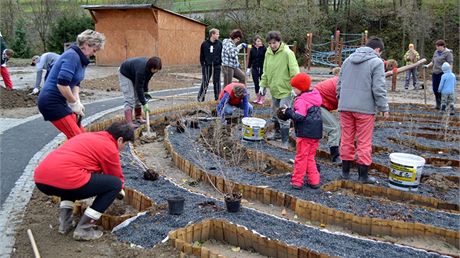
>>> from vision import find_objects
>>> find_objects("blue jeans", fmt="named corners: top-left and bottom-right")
top-left (223, 102), bottom-right (253, 116)
top-left (405, 68), bottom-right (417, 88)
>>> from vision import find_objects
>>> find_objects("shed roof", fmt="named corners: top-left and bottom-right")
top-left (81, 4), bottom-right (206, 26)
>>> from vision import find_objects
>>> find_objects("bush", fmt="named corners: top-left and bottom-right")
top-left (12, 19), bottom-right (32, 58)
top-left (47, 15), bottom-right (94, 53)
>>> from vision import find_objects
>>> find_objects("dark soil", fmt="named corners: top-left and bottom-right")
top-left (104, 199), bottom-right (138, 216)
top-left (0, 87), bottom-right (37, 109)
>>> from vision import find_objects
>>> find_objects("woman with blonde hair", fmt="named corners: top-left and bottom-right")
top-left (38, 29), bottom-right (105, 138)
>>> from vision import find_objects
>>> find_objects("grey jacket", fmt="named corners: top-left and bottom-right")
top-left (431, 48), bottom-right (453, 74)
top-left (337, 47), bottom-right (389, 114)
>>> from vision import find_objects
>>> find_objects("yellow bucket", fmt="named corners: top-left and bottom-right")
top-left (242, 117), bottom-right (266, 141)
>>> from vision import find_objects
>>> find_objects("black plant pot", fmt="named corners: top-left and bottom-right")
top-left (167, 196), bottom-right (185, 215)
top-left (225, 193), bottom-right (242, 213)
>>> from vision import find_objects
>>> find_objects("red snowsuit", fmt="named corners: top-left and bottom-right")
top-left (289, 89), bottom-right (322, 187)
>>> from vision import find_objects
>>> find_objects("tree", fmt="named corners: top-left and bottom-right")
top-left (12, 19), bottom-right (32, 58)
top-left (47, 15), bottom-right (94, 53)
top-left (0, 0), bottom-right (19, 43)
top-left (29, 0), bottom-right (58, 52)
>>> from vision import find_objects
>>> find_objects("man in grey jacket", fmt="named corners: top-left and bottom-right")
top-left (336, 36), bottom-right (389, 184)
top-left (31, 52), bottom-right (60, 95)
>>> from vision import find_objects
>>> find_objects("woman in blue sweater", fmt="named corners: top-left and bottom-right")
top-left (38, 30), bottom-right (105, 139)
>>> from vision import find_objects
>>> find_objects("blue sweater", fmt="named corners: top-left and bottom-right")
top-left (38, 45), bottom-right (89, 121)
top-left (438, 62), bottom-right (457, 95)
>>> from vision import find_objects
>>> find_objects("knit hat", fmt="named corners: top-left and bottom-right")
top-left (290, 73), bottom-right (311, 92)
top-left (233, 84), bottom-right (246, 98)
top-left (408, 43), bottom-right (414, 48)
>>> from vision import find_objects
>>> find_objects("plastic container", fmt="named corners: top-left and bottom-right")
top-left (167, 196), bottom-right (185, 215)
top-left (388, 153), bottom-right (426, 192)
top-left (242, 117), bottom-right (266, 141)
top-left (225, 198), bottom-right (241, 213)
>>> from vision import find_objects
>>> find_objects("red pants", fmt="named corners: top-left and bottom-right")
top-left (291, 137), bottom-right (320, 187)
top-left (1, 66), bottom-right (13, 89)
top-left (339, 111), bottom-right (375, 166)
top-left (51, 114), bottom-right (85, 139)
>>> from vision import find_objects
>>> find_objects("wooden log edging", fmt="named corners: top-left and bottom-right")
top-left (75, 187), bottom-right (154, 230)
top-left (168, 219), bottom-right (327, 258)
top-left (163, 127), bottom-right (460, 248)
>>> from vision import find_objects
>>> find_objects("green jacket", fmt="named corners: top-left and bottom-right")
top-left (260, 42), bottom-right (299, 99)
top-left (403, 49), bottom-right (420, 65)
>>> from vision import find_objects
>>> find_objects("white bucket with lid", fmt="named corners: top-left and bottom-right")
top-left (388, 153), bottom-right (425, 191)
top-left (241, 117), bottom-right (266, 141)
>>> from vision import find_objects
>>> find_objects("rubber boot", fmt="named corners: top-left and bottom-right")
top-left (341, 160), bottom-right (352, 179)
top-left (280, 127), bottom-right (290, 149)
top-left (134, 106), bottom-right (146, 124)
top-left (357, 164), bottom-right (376, 184)
top-left (272, 119), bottom-right (281, 140)
top-left (329, 146), bottom-right (342, 165)
top-left (253, 93), bottom-right (261, 104)
top-left (73, 208), bottom-right (103, 241)
top-left (124, 108), bottom-right (138, 129)
top-left (257, 95), bottom-right (265, 105)
top-left (58, 201), bottom-right (75, 234)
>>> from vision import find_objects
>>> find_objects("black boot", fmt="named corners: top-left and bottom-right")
top-left (329, 146), bottom-right (342, 165)
top-left (341, 160), bottom-right (352, 179)
top-left (358, 164), bottom-right (376, 184)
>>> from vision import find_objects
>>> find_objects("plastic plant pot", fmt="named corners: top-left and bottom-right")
top-left (167, 196), bottom-right (185, 215)
top-left (224, 193), bottom-right (242, 213)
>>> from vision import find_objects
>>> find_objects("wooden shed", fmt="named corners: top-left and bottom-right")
top-left (81, 4), bottom-right (206, 66)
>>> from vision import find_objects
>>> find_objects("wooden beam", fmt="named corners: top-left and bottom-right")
top-left (385, 58), bottom-right (427, 77)
top-left (89, 10), bottom-right (97, 24)
top-left (151, 9), bottom-right (157, 23)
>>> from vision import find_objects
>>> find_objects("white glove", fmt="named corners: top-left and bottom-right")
top-left (259, 87), bottom-right (266, 96)
top-left (246, 68), bottom-right (251, 76)
top-left (68, 100), bottom-right (85, 116)
top-left (236, 43), bottom-right (247, 51)
top-left (423, 65), bottom-right (429, 68)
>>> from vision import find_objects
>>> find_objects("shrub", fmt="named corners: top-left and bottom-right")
top-left (12, 19), bottom-right (32, 58)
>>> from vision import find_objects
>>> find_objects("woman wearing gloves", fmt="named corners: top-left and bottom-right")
top-left (259, 31), bottom-right (300, 148)
top-left (222, 29), bottom-right (247, 86)
top-left (247, 35), bottom-right (266, 104)
top-left (38, 29), bottom-right (105, 139)
top-left (118, 56), bottom-right (162, 129)
top-left (34, 122), bottom-right (134, 240)
top-left (216, 83), bottom-right (252, 123)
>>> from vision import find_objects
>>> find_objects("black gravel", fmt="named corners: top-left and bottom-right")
top-left (167, 125), bottom-right (460, 231)
top-left (115, 149), bottom-right (446, 258)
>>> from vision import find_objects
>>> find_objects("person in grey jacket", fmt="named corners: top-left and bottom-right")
top-left (424, 39), bottom-right (454, 109)
top-left (336, 36), bottom-right (389, 184)
top-left (31, 52), bottom-right (60, 95)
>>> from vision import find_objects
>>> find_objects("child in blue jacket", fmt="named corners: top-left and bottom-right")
top-left (438, 62), bottom-right (457, 115)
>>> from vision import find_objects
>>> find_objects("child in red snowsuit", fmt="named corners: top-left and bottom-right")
top-left (280, 73), bottom-right (323, 189)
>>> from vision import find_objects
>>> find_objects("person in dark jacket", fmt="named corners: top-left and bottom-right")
top-left (279, 73), bottom-right (323, 189)
top-left (1, 31), bottom-right (14, 90)
top-left (38, 29), bottom-right (105, 139)
top-left (118, 56), bottom-right (162, 129)
top-left (198, 28), bottom-right (222, 102)
top-left (246, 35), bottom-right (266, 104)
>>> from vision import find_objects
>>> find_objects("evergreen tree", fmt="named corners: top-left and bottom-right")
top-left (12, 18), bottom-right (32, 58)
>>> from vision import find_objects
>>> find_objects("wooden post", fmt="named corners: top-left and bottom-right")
top-left (364, 30), bottom-right (368, 44)
top-left (330, 34), bottom-right (334, 52)
top-left (391, 67), bottom-right (398, 91)
top-left (304, 33), bottom-right (312, 71)
top-left (335, 30), bottom-right (340, 67)
top-left (423, 67), bottom-right (427, 104)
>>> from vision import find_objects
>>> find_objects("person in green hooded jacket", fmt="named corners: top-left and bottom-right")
top-left (259, 31), bottom-right (300, 148)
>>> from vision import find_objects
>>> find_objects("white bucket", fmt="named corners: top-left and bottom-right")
top-left (388, 153), bottom-right (425, 191)
top-left (241, 117), bottom-right (266, 141)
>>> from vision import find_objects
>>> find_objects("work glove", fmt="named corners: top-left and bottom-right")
top-left (236, 43), bottom-right (247, 51)
top-left (143, 103), bottom-right (150, 113)
top-left (259, 87), bottom-right (266, 96)
top-left (116, 189), bottom-right (125, 200)
top-left (144, 92), bottom-right (152, 100)
top-left (246, 68), bottom-right (251, 76)
top-left (68, 100), bottom-right (85, 116)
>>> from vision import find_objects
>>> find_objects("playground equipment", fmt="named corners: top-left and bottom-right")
top-left (304, 30), bottom-right (368, 70)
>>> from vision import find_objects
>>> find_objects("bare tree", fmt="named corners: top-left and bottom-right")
top-left (0, 0), bottom-right (19, 42)
top-left (29, 0), bottom-right (58, 51)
